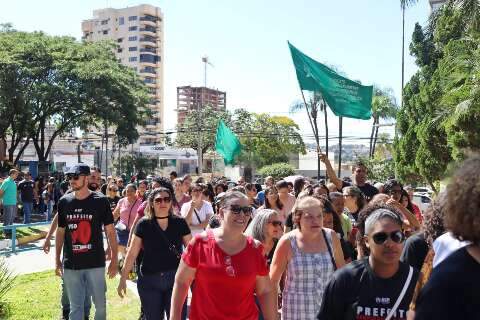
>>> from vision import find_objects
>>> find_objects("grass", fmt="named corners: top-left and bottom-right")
top-left (0, 226), bottom-right (48, 241)
top-left (1, 270), bottom-right (141, 320)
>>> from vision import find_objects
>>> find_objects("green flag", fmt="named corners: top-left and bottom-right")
top-left (215, 120), bottom-right (242, 165)
top-left (288, 41), bottom-right (373, 120)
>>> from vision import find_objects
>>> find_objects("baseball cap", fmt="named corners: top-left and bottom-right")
top-left (66, 164), bottom-right (91, 176)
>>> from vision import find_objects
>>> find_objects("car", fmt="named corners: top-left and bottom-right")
top-left (414, 187), bottom-right (434, 196)
top-left (412, 193), bottom-right (432, 213)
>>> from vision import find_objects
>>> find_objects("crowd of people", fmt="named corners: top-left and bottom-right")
top-left (1, 152), bottom-right (479, 320)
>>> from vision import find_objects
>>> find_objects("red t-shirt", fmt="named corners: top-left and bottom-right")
top-left (182, 230), bottom-right (269, 320)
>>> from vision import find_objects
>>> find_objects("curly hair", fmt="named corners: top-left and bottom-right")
top-left (444, 155), bottom-right (480, 245)
top-left (422, 191), bottom-right (447, 247)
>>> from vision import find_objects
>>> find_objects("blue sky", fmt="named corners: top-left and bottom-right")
top-left (0, 0), bottom-right (431, 146)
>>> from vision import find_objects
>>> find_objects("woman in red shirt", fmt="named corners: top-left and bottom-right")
top-left (170, 191), bottom-right (276, 320)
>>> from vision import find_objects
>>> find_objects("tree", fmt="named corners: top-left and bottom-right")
top-left (176, 108), bottom-right (306, 169)
top-left (369, 87), bottom-right (398, 158)
top-left (290, 92), bottom-right (324, 179)
top-left (0, 30), bottom-right (150, 164)
top-left (257, 163), bottom-right (296, 181)
top-left (175, 105), bottom-right (230, 155)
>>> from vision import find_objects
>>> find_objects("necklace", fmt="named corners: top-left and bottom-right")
top-left (155, 215), bottom-right (170, 220)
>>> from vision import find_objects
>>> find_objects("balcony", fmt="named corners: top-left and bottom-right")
top-left (140, 54), bottom-right (160, 64)
top-left (140, 66), bottom-right (156, 74)
top-left (140, 36), bottom-right (157, 44)
top-left (140, 15), bottom-right (159, 23)
top-left (140, 47), bottom-right (157, 54)
top-left (140, 25), bottom-right (157, 33)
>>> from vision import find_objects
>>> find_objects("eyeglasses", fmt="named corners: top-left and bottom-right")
top-left (227, 205), bottom-right (253, 216)
top-left (108, 188), bottom-right (118, 192)
top-left (154, 196), bottom-right (171, 204)
top-left (268, 220), bottom-right (283, 227)
top-left (224, 255), bottom-right (236, 277)
top-left (371, 230), bottom-right (405, 245)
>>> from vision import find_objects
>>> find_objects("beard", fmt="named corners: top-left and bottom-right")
top-left (88, 183), bottom-right (98, 191)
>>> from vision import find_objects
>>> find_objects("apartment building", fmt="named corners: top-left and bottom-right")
top-left (82, 4), bottom-right (164, 145)
top-left (176, 86), bottom-right (227, 125)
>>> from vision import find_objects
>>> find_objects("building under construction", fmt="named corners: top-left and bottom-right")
top-left (176, 86), bottom-right (226, 125)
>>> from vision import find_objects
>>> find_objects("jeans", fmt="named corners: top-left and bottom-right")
top-left (137, 270), bottom-right (187, 320)
top-left (2, 205), bottom-right (16, 236)
top-left (63, 267), bottom-right (106, 320)
top-left (46, 200), bottom-right (54, 221)
top-left (22, 202), bottom-right (33, 224)
top-left (61, 277), bottom-right (92, 319)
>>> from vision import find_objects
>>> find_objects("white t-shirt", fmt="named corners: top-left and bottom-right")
top-left (433, 232), bottom-right (470, 268)
top-left (181, 200), bottom-right (214, 236)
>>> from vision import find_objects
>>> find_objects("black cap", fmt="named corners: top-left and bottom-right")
top-left (66, 164), bottom-right (91, 175)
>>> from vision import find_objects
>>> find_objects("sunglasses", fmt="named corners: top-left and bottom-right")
top-left (268, 220), bottom-right (283, 227)
top-left (154, 196), bottom-right (171, 204)
top-left (371, 230), bottom-right (405, 245)
top-left (227, 205), bottom-right (253, 216)
top-left (67, 174), bottom-right (84, 181)
top-left (108, 188), bottom-right (118, 192)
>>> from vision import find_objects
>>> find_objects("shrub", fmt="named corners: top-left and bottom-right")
top-left (258, 163), bottom-right (296, 180)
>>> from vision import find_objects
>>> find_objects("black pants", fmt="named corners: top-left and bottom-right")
top-left (137, 270), bottom-right (187, 320)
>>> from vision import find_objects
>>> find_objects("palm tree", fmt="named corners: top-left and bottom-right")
top-left (370, 87), bottom-right (398, 158)
top-left (452, 0), bottom-right (480, 31)
top-left (290, 92), bottom-right (325, 180)
top-left (400, 0), bottom-right (419, 111)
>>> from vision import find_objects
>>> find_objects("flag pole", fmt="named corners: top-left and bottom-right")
top-left (299, 89), bottom-right (322, 181)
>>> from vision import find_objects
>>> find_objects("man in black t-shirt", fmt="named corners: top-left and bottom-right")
top-left (18, 172), bottom-right (35, 224)
top-left (318, 205), bottom-right (419, 320)
top-left (55, 164), bottom-right (118, 320)
top-left (320, 154), bottom-right (378, 201)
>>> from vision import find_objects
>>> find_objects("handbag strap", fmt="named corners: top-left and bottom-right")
top-left (193, 207), bottom-right (202, 224)
top-left (322, 228), bottom-right (337, 271)
top-left (385, 266), bottom-right (413, 320)
top-left (126, 198), bottom-right (138, 229)
top-left (156, 219), bottom-right (182, 259)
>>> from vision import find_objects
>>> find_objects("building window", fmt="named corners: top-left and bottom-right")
top-left (117, 48), bottom-right (123, 53)
top-left (119, 17), bottom-right (124, 25)
top-left (129, 47), bottom-right (138, 51)
top-left (129, 57), bottom-right (137, 62)
top-left (140, 54), bottom-right (160, 63)
top-left (128, 36), bottom-right (137, 41)
top-left (143, 77), bottom-right (156, 84)
top-left (117, 38), bottom-right (123, 43)
top-left (129, 26), bottom-right (137, 31)
top-left (103, 30), bottom-right (108, 35)
top-left (128, 16), bottom-right (137, 21)
top-left (101, 19), bottom-right (108, 25)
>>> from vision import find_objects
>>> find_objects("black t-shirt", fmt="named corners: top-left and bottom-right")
top-left (400, 232), bottom-right (429, 270)
top-left (107, 196), bottom-right (121, 213)
top-left (134, 216), bottom-right (191, 274)
top-left (317, 258), bottom-right (419, 320)
top-left (58, 192), bottom-right (114, 270)
top-left (415, 247), bottom-right (480, 320)
top-left (341, 181), bottom-right (379, 201)
top-left (18, 180), bottom-right (35, 202)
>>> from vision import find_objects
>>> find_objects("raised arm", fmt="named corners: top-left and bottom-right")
top-left (319, 153), bottom-right (343, 191)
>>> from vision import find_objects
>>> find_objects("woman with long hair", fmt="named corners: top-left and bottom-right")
top-left (113, 183), bottom-right (142, 257)
top-left (270, 196), bottom-right (345, 320)
top-left (118, 187), bottom-right (191, 320)
top-left (106, 183), bottom-right (120, 215)
top-left (170, 191), bottom-right (276, 320)
top-left (262, 186), bottom-right (285, 220)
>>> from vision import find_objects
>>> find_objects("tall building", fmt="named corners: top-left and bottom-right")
top-left (176, 86), bottom-right (226, 125)
top-left (429, 0), bottom-right (447, 11)
top-left (82, 4), bottom-right (164, 145)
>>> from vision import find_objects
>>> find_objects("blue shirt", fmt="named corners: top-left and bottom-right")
top-left (0, 177), bottom-right (17, 206)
